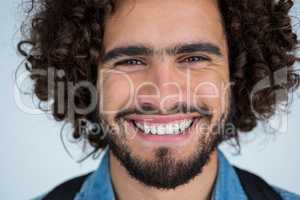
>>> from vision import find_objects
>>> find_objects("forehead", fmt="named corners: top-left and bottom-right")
top-left (103, 0), bottom-right (226, 53)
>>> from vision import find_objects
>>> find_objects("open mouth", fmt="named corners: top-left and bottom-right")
top-left (133, 119), bottom-right (194, 135)
top-left (125, 115), bottom-right (201, 137)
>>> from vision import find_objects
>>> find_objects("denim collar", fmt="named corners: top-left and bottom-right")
top-left (75, 148), bottom-right (247, 200)
top-left (213, 149), bottom-right (247, 200)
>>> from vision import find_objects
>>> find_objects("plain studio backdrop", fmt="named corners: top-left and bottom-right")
top-left (1, 1), bottom-right (300, 199)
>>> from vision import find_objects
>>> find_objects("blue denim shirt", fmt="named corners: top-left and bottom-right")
top-left (34, 148), bottom-right (300, 200)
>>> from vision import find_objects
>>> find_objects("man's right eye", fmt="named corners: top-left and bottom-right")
top-left (114, 59), bottom-right (146, 66)
top-left (111, 58), bottom-right (147, 72)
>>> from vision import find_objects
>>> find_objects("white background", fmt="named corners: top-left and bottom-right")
top-left (1, 1), bottom-right (300, 199)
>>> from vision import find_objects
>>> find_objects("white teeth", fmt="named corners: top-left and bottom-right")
top-left (166, 124), bottom-right (173, 135)
top-left (135, 119), bottom-right (193, 135)
top-left (184, 120), bottom-right (192, 128)
top-left (150, 126), bottom-right (157, 134)
top-left (180, 121), bottom-right (185, 131)
top-left (157, 125), bottom-right (165, 135)
top-left (173, 123), bottom-right (179, 133)
top-left (136, 123), bottom-right (144, 130)
top-left (144, 124), bottom-right (151, 134)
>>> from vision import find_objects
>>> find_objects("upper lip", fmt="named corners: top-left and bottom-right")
top-left (124, 113), bottom-right (201, 123)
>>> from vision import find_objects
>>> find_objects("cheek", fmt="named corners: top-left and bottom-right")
top-left (189, 69), bottom-right (230, 116)
top-left (99, 71), bottom-right (135, 115)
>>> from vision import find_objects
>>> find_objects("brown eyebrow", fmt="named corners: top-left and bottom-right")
top-left (101, 42), bottom-right (223, 63)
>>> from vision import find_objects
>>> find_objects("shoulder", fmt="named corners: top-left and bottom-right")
top-left (274, 187), bottom-right (300, 200)
top-left (31, 172), bottom-right (93, 200)
top-left (31, 194), bottom-right (46, 200)
top-left (233, 166), bottom-right (299, 200)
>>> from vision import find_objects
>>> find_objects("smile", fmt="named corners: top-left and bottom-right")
top-left (133, 119), bottom-right (193, 135)
top-left (125, 114), bottom-right (202, 139)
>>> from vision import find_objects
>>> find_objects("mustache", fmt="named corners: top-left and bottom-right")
top-left (115, 103), bottom-right (213, 121)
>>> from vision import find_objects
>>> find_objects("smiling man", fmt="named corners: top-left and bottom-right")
top-left (18, 0), bottom-right (300, 200)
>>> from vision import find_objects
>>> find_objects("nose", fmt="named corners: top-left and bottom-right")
top-left (136, 62), bottom-right (186, 113)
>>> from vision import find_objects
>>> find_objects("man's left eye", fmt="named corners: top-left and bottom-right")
top-left (180, 56), bottom-right (210, 63)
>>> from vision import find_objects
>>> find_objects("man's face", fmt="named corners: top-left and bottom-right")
top-left (98, 0), bottom-right (230, 189)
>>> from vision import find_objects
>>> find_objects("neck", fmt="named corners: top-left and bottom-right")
top-left (110, 150), bottom-right (218, 200)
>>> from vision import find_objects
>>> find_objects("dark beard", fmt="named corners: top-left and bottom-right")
top-left (102, 102), bottom-right (228, 189)
top-left (108, 130), bottom-right (222, 190)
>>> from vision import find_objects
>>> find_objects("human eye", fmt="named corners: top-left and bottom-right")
top-left (179, 55), bottom-right (210, 64)
top-left (115, 58), bottom-right (146, 66)
top-left (113, 58), bottom-right (147, 72)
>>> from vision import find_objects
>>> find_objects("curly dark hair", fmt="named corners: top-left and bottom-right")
top-left (18, 0), bottom-right (299, 152)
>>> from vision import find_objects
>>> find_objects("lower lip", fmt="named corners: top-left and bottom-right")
top-left (127, 118), bottom-right (200, 143)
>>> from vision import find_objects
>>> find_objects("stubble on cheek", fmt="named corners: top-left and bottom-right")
top-left (190, 68), bottom-right (231, 141)
top-left (98, 69), bottom-right (135, 117)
